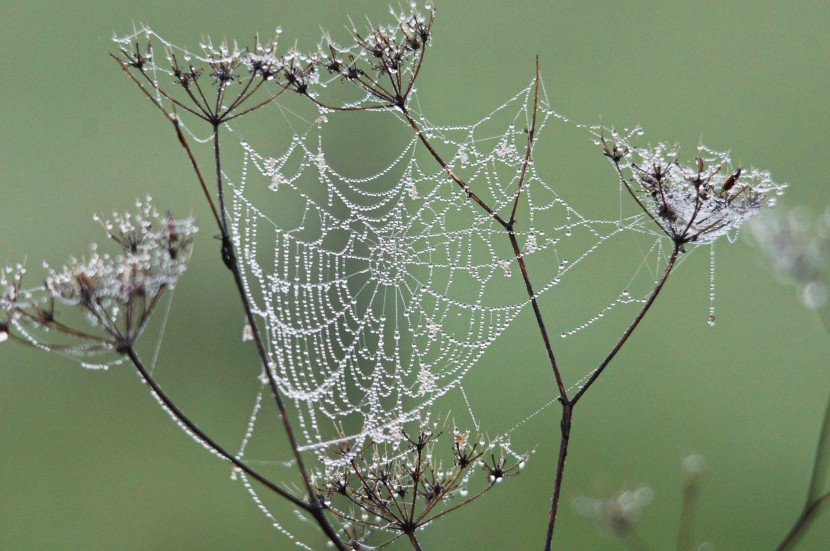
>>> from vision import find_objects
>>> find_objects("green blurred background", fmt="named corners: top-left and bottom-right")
top-left (1, 1), bottom-right (828, 549)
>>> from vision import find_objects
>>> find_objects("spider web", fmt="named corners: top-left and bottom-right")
top-left (225, 80), bottom-right (658, 465)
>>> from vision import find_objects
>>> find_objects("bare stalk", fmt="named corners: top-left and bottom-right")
top-left (571, 242), bottom-right (681, 405)
top-left (407, 533), bottom-right (424, 551)
top-left (776, 393), bottom-right (830, 550)
top-left (776, 492), bottom-right (830, 551)
top-left (201, 124), bottom-right (346, 550)
top-left (115, 57), bottom-right (346, 550)
top-left (544, 242), bottom-right (681, 550)
top-left (120, 346), bottom-right (304, 507)
top-left (123, 347), bottom-right (344, 547)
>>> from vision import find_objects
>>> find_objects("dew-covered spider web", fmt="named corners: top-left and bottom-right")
top-left (98, 25), bottom-right (725, 487)
top-left (222, 79), bottom-right (676, 468)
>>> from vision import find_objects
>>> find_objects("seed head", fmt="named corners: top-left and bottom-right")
top-left (601, 129), bottom-right (786, 245)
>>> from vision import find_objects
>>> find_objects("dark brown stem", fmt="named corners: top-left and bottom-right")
top-left (123, 347), bottom-right (344, 548)
top-left (776, 491), bottom-right (830, 551)
top-left (121, 346), bottom-right (300, 506)
top-left (544, 402), bottom-right (572, 551)
top-left (776, 392), bottom-right (830, 550)
top-left (212, 126), bottom-right (229, 235)
top-left (571, 242), bottom-right (681, 405)
top-left (399, 107), bottom-right (508, 227)
top-left (208, 129), bottom-right (345, 550)
top-left (407, 532), bottom-right (424, 551)
top-left (544, 242), bottom-right (681, 550)
top-left (509, 57), bottom-right (540, 226)
top-left (508, 232), bottom-right (568, 399)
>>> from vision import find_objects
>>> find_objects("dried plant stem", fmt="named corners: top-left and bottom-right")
top-left (776, 491), bottom-right (830, 550)
top-left (206, 127), bottom-right (347, 550)
top-left (571, 243), bottom-right (681, 405)
top-left (115, 55), bottom-right (346, 548)
top-left (121, 346), bottom-right (299, 505)
top-left (123, 346), bottom-right (344, 547)
top-left (776, 393), bottom-right (830, 551)
top-left (407, 534), bottom-right (424, 551)
top-left (545, 243), bottom-right (681, 550)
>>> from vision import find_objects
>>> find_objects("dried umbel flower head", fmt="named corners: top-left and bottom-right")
top-left (600, 129), bottom-right (786, 246)
top-left (315, 423), bottom-right (526, 546)
top-left (114, 26), bottom-right (289, 126)
top-left (311, 3), bottom-right (435, 109)
top-left (16, 197), bottom-right (198, 354)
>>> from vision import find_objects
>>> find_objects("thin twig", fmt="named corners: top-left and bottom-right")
top-left (776, 393), bottom-right (830, 550)
top-left (544, 242), bottom-right (682, 551)
top-left (509, 56), bottom-right (540, 226)
top-left (121, 346), bottom-right (303, 507)
top-left (571, 242), bottom-right (682, 405)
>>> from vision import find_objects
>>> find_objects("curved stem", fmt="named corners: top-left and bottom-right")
top-left (544, 242), bottom-right (681, 550)
top-left (776, 392), bottom-right (830, 550)
top-left (121, 346), bottom-right (302, 507)
top-left (571, 242), bottom-right (681, 405)
top-left (776, 491), bottom-right (830, 551)
top-left (209, 129), bottom-right (346, 550)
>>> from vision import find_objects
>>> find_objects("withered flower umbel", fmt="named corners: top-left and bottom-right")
top-left (10, 197), bottom-right (198, 355)
top-left (314, 423), bottom-right (526, 547)
top-left (600, 130), bottom-right (786, 246)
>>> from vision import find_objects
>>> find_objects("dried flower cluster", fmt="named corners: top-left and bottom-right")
top-left (316, 426), bottom-right (524, 547)
top-left (114, 3), bottom-right (434, 129)
top-left (600, 130), bottom-right (787, 246)
top-left (4, 197), bottom-right (196, 354)
top-left (315, 5), bottom-right (434, 108)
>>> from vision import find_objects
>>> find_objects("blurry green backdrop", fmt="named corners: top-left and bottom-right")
top-left (1, 1), bottom-right (829, 549)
